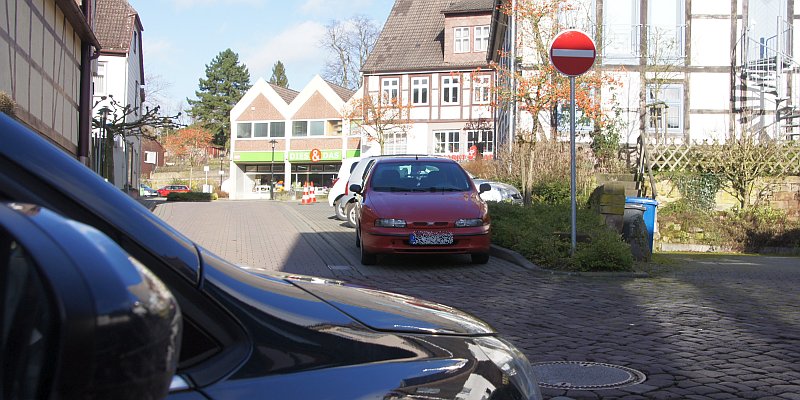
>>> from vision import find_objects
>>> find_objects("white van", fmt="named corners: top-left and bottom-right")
top-left (328, 157), bottom-right (362, 219)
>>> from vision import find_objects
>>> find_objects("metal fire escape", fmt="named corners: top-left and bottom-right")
top-left (734, 18), bottom-right (800, 141)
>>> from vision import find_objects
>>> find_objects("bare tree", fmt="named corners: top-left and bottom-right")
top-left (322, 15), bottom-right (380, 90)
top-left (345, 94), bottom-right (411, 155)
top-left (92, 95), bottom-right (183, 182)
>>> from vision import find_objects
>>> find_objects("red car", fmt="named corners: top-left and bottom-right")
top-left (351, 156), bottom-right (492, 265)
top-left (157, 184), bottom-right (191, 197)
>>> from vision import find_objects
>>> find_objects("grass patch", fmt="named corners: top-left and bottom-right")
top-left (489, 202), bottom-right (634, 272)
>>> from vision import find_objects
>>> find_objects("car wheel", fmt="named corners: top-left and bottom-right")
top-left (355, 225), bottom-right (360, 248)
top-left (471, 253), bottom-right (490, 264)
top-left (345, 202), bottom-right (357, 228)
top-left (360, 231), bottom-right (376, 265)
top-left (334, 198), bottom-right (347, 220)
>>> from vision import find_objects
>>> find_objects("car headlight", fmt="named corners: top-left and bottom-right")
top-left (375, 218), bottom-right (406, 228)
top-left (455, 218), bottom-right (484, 227)
top-left (475, 337), bottom-right (542, 400)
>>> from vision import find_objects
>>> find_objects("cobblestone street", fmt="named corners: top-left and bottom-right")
top-left (154, 200), bottom-right (800, 399)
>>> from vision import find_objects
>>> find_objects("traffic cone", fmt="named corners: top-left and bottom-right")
top-left (300, 183), bottom-right (310, 205)
top-left (310, 182), bottom-right (317, 203)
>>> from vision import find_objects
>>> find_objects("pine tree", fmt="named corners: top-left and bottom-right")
top-left (187, 49), bottom-right (251, 150)
top-left (269, 61), bottom-right (289, 88)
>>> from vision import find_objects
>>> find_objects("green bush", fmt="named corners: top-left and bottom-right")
top-left (530, 181), bottom-right (571, 205)
top-left (489, 202), bottom-right (634, 271)
top-left (167, 192), bottom-right (216, 202)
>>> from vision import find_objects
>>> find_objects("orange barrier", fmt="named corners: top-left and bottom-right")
top-left (300, 183), bottom-right (311, 205)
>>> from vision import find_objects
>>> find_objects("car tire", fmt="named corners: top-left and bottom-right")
top-left (359, 230), bottom-right (376, 265)
top-left (471, 253), bottom-right (490, 264)
top-left (355, 225), bottom-right (360, 248)
top-left (334, 198), bottom-right (347, 220)
top-left (345, 202), bottom-right (357, 228)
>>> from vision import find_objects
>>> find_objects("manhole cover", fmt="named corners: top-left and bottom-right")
top-left (531, 361), bottom-right (646, 390)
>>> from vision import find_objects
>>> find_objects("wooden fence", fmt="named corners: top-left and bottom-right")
top-left (644, 141), bottom-right (800, 176)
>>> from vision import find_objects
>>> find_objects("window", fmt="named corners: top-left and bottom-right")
top-left (467, 130), bottom-right (495, 154)
top-left (144, 151), bottom-right (157, 164)
top-left (647, 0), bottom-right (685, 63)
top-left (603, 0), bottom-right (640, 64)
top-left (236, 122), bottom-right (252, 139)
top-left (556, 102), bottom-right (594, 133)
top-left (309, 121), bottom-right (324, 136)
top-left (254, 123), bottom-right (269, 138)
top-left (473, 75), bottom-right (491, 104)
top-left (381, 78), bottom-right (399, 103)
top-left (646, 84), bottom-right (683, 136)
top-left (442, 76), bottom-right (460, 105)
top-left (384, 132), bottom-right (407, 155)
top-left (411, 77), bottom-right (429, 105)
top-left (93, 62), bottom-right (106, 95)
top-left (270, 122), bottom-right (285, 137)
top-left (292, 121), bottom-right (325, 137)
top-left (434, 131), bottom-right (460, 154)
top-left (454, 27), bottom-right (470, 53)
top-left (293, 121), bottom-right (308, 137)
top-left (474, 26), bottom-right (490, 52)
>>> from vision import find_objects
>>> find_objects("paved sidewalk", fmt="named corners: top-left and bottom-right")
top-left (153, 200), bottom-right (800, 399)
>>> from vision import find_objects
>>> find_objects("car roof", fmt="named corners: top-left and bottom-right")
top-left (373, 155), bottom-right (455, 164)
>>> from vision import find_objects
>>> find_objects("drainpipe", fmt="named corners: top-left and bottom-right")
top-left (509, 0), bottom-right (517, 153)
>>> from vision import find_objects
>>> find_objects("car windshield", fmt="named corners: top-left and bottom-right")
top-left (370, 161), bottom-right (471, 192)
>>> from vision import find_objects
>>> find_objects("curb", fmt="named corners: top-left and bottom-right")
top-left (490, 244), bottom-right (649, 278)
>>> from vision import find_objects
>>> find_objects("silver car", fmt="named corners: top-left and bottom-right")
top-left (473, 179), bottom-right (524, 205)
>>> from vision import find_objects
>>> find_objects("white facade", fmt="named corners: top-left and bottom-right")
top-left (93, 26), bottom-right (144, 190)
top-left (498, 0), bottom-right (800, 145)
top-left (360, 70), bottom-right (495, 159)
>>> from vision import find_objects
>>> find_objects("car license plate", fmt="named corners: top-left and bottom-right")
top-left (409, 231), bottom-right (453, 246)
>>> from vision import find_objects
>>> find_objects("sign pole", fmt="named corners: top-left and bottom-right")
top-left (569, 76), bottom-right (577, 256)
top-left (549, 29), bottom-right (596, 257)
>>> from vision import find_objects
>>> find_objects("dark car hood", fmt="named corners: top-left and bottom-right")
top-left (369, 191), bottom-right (486, 220)
top-left (252, 272), bottom-right (494, 336)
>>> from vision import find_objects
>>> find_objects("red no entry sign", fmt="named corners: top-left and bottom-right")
top-left (550, 30), bottom-right (596, 76)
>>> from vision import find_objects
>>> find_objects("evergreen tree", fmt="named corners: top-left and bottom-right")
top-left (187, 49), bottom-right (251, 150)
top-left (269, 61), bottom-right (289, 88)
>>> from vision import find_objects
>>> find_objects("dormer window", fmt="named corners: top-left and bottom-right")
top-left (474, 26), bottom-right (490, 52)
top-left (454, 27), bottom-right (470, 53)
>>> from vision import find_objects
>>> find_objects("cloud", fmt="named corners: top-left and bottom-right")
top-left (241, 20), bottom-right (327, 84)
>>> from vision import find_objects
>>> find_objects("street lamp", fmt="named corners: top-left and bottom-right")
top-left (269, 139), bottom-right (278, 200)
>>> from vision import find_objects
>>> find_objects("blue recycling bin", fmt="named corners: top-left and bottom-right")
top-left (625, 197), bottom-right (658, 250)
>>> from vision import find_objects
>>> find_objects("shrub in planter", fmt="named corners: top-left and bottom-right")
top-left (489, 201), bottom-right (634, 271)
top-left (167, 192), bottom-right (216, 202)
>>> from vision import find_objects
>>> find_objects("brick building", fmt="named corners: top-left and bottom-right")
top-left (228, 76), bottom-right (358, 199)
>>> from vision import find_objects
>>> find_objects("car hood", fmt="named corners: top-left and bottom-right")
top-left (283, 274), bottom-right (495, 336)
top-left (369, 191), bottom-right (486, 220)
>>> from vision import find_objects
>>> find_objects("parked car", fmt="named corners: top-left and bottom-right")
top-left (473, 179), bottom-right (524, 205)
top-left (157, 184), bottom-right (190, 197)
top-left (328, 157), bottom-right (362, 220)
top-left (140, 183), bottom-right (159, 197)
top-left (0, 114), bottom-right (542, 398)
top-left (351, 156), bottom-right (493, 265)
top-left (340, 155), bottom-right (382, 227)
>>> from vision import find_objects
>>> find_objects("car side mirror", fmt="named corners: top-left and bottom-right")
top-left (349, 184), bottom-right (363, 194)
top-left (479, 183), bottom-right (492, 194)
top-left (0, 203), bottom-right (181, 400)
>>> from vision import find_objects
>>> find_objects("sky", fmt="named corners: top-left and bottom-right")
top-left (127, 0), bottom-right (393, 113)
